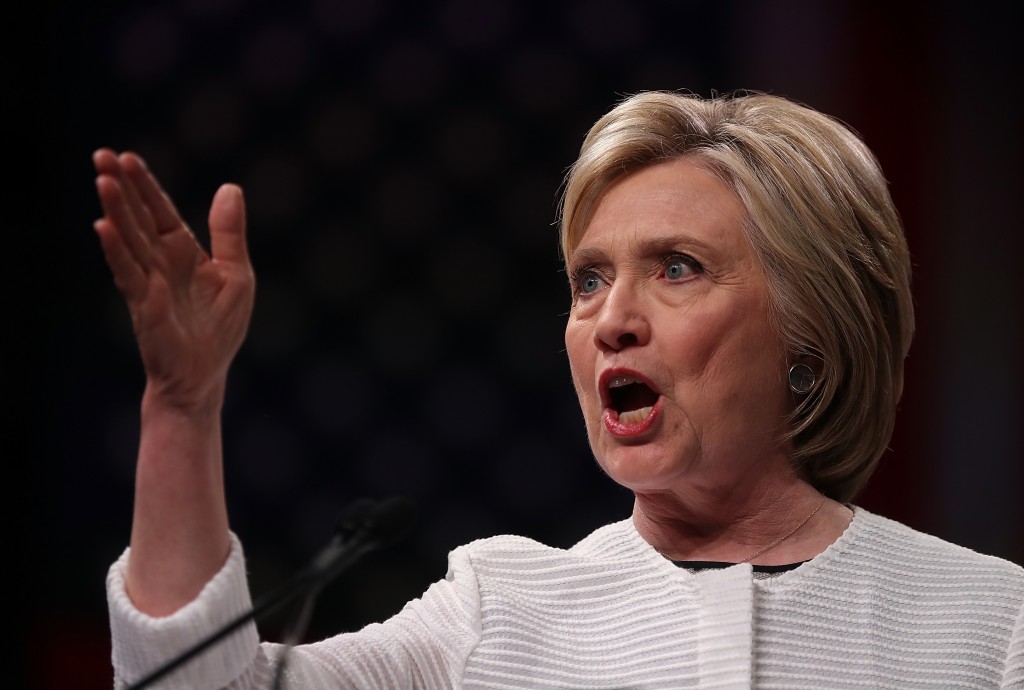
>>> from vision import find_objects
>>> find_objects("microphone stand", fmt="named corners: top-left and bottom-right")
top-left (124, 497), bottom-right (416, 690)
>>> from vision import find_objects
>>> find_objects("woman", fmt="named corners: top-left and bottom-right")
top-left (97, 92), bottom-right (1024, 688)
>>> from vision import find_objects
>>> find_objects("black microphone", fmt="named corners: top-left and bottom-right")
top-left (268, 497), bottom-right (418, 688)
top-left (314, 497), bottom-right (417, 583)
top-left (124, 497), bottom-right (417, 690)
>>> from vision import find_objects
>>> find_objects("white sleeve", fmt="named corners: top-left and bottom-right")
top-left (107, 533), bottom-right (264, 689)
top-left (107, 537), bottom-right (482, 690)
top-left (268, 545), bottom-right (483, 689)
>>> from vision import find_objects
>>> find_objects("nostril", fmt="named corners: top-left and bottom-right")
top-left (595, 330), bottom-right (640, 352)
top-left (593, 303), bottom-right (648, 351)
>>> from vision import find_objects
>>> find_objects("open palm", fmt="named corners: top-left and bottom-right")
top-left (93, 150), bottom-right (255, 409)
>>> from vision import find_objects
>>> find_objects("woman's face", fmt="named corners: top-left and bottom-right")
top-left (564, 157), bottom-right (792, 496)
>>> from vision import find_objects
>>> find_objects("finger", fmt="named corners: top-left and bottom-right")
top-left (208, 184), bottom-right (250, 267)
top-left (93, 148), bottom-right (122, 177)
top-left (94, 149), bottom-right (160, 242)
top-left (113, 152), bottom-right (162, 241)
top-left (96, 175), bottom-right (153, 268)
top-left (121, 152), bottom-right (188, 235)
top-left (94, 218), bottom-right (147, 300)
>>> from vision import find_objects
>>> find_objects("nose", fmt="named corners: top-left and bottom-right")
top-left (593, 282), bottom-right (651, 352)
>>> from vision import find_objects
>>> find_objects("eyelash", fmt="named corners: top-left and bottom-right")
top-left (660, 253), bottom-right (704, 280)
top-left (568, 253), bottom-right (704, 298)
top-left (568, 264), bottom-right (603, 298)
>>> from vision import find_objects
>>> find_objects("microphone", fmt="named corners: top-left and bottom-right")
top-left (317, 497), bottom-right (417, 581)
top-left (268, 497), bottom-right (417, 688)
top-left (124, 497), bottom-right (417, 690)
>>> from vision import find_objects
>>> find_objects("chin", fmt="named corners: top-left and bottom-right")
top-left (594, 444), bottom-right (692, 493)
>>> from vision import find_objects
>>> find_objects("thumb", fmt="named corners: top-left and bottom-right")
top-left (209, 183), bottom-right (249, 265)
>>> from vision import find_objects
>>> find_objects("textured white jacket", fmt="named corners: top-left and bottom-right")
top-left (108, 508), bottom-right (1024, 688)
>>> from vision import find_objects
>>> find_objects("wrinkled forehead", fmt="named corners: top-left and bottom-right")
top-left (561, 155), bottom-right (744, 262)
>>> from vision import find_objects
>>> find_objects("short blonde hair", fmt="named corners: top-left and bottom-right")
top-left (560, 91), bottom-right (914, 502)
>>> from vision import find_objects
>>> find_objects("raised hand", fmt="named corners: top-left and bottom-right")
top-left (93, 150), bottom-right (255, 410)
top-left (93, 149), bottom-right (254, 613)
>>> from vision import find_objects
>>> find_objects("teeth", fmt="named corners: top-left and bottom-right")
top-left (618, 406), bottom-right (653, 424)
top-left (608, 375), bottom-right (638, 388)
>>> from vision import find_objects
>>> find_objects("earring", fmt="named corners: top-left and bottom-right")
top-left (788, 363), bottom-right (816, 395)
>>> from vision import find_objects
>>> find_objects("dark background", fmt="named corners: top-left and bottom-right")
top-left (21, 1), bottom-right (1022, 687)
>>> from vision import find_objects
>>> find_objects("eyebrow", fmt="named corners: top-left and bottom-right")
top-left (566, 246), bottom-right (606, 268)
top-left (567, 234), bottom-right (718, 267)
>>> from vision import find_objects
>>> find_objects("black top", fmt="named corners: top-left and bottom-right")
top-left (672, 560), bottom-right (807, 574)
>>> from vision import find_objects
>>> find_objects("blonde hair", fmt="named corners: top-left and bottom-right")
top-left (560, 91), bottom-right (914, 502)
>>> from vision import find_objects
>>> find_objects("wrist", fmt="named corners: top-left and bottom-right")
top-left (141, 380), bottom-right (226, 421)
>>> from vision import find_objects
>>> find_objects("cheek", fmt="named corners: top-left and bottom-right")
top-left (565, 319), bottom-right (589, 368)
top-left (688, 313), bottom-right (787, 406)
top-left (665, 300), bottom-right (782, 396)
top-left (564, 320), bottom-right (592, 394)
top-left (661, 308), bottom-right (732, 382)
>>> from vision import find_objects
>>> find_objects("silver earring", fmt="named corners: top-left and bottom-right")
top-left (788, 363), bottom-right (816, 395)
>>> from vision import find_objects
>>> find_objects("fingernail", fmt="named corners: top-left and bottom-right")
top-left (224, 183), bottom-right (243, 202)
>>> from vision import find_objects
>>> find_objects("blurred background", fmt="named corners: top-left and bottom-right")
top-left (22, 0), bottom-right (1021, 687)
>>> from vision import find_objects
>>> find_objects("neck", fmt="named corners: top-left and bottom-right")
top-left (632, 478), bottom-right (848, 565)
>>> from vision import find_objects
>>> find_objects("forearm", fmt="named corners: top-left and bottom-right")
top-left (126, 383), bottom-right (232, 616)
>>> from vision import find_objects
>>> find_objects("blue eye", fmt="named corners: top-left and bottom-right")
top-left (580, 274), bottom-right (601, 293)
top-left (569, 266), bottom-right (605, 297)
top-left (663, 255), bottom-right (700, 281)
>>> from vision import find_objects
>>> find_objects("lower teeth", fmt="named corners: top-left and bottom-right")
top-left (618, 406), bottom-right (653, 425)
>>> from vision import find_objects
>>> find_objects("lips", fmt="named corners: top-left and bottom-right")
top-left (599, 368), bottom-right (662, 438)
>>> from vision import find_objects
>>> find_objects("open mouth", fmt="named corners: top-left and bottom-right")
top-left (605, 374), bottom-right (660, 425)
